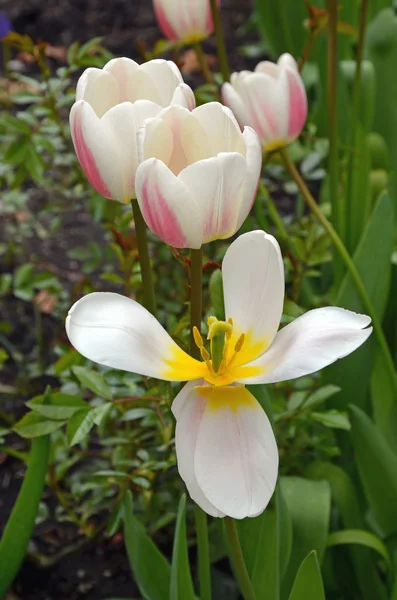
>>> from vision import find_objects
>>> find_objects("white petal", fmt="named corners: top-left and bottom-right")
top-left (104, 58), bottom-right (163, 105)
top-left (172, 379), bottom-right (204, 419)
top-left (194, 386), bottom-right (278, 519)
top-left (221, 82), bottom-right (253, 129)
top-left (191, 102), bottom-right (246, 156)
top-left (66, 292), bottom-right (202, 381)
top-left (70, 100), bottom-right (123, 201)
top-left (140, 59), bottom-right (183, 106)
top-left (174, 383), bottom-right (225, 518)
top-left (171, 83), bottom-right (196, 111)
top-left (244, 307), bottom-right (373, 384)
top-left (138, 115), bottom-right (174, 167)
top-left (235, 127), bottom-right (262, 230)
top-left (135, 158), bottom-right (203, 248)
top-left (277, 53), bottom-right (298, 71)
top-left (178, 153), bottom-right (246, 243)
top-left (254, 61), bottom-right (279, 78)
top-left (76, 68), bottom-right (119, 117)
top-left (223, 230), bottom-right (284, 361)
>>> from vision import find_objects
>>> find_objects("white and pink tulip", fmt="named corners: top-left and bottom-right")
top-left (69, 58), bottom-right (195, 203)
top-left (153, 0), bottom-right (218, 43)
top-left (66, 230), bottom-right (372, 519)
top-left (135, 102), bottom-right (262, 248)
top-left (222, 53), bottom-right (307, 152)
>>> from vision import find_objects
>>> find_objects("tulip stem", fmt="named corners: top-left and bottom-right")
top-left (131, 200), bottom-right (156, 316)
top-left (189, 246), bottom-right (212, 600)
top-left (194, 42), bottom-right (214, 85)
top-left (280, 147), bottom-right (397, 403)
top-left (224, 517), bottom-right (257, 600)
top-left (209, 0), bottom-right (230, 82)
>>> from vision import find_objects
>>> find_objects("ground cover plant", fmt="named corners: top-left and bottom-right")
top-left (1, 1), bottom-right (397, 599)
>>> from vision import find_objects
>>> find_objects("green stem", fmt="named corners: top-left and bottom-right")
top-left (280, 147), bottom-right (397, 402)
top-left (209, 0), bottom-right (230, 82)
top-left (258, 181), bottom-right (289, 242)
top-left (189, 247), bottom-right (211, 600)
top-left (131, 200), bottom-right (156, 316)
top-left (224, 518), bottom-right (256, 600)
top-left (327, 0), bottom-right (344, 275)
top-left (194, 42), bottom-right (214, 84)
top-left (346, 0), bottom-right (369, 252)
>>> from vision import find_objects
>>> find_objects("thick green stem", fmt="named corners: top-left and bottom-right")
top-left (327, 0), bottom-right (344, 285)
top-left (131, 200), bottom-right (156, 316)
top-left (189, 247), bottom-right (211, 600)
top-left (224, 518), bottom-right (256, 600)
top-left (346, 0), bottom-right (369, 252)
top-left (209, 0), bottom-right (230, 82)
top-left (194, 42), bottom-right (214, 84)
top-left (280, 147), bottom-right (397, 403)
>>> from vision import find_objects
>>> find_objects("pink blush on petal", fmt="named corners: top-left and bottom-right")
top-left (154, 2), bottom-right (178, 40)
top-left (141, 179), bottom-right (187, 248)
top-left (287, 71), bottom-right (307, 140)
top-left (72, 116), bottom-right (112, 199)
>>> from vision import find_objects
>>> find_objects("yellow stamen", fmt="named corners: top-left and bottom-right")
top-left (234, 333), bottom-right (245, 353)
top-left (193, 326), bottom-right (204, 349)
top-left (200, 347), bottom-right (210, 362)
top-left (207, 319), bottom-right (233, 340)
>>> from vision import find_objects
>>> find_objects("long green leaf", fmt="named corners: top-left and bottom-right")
top-left (170, 495), bottom-right (195, 600)
top-left (280, 477), bottom-right (330, 599)
top-left (327, 530), bottom-right (390, 566)
top-left (123, 491), bottom-right (171, 600)
top-left (0, 436), bottom-right (50, 596)
top-left (349, 404), bottom-right (397, 537)
top-left (326, 192), bottom-right (393, 414)
top-left (254, 0), bottom-right (307, 57)
top-left (288, 551), bottom-right (325, 600)
top-left (306, 461), bottom-right (387, 599)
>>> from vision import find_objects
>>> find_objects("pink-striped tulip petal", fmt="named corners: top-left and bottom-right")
top-left (174, 384), bottom-right (278, 519)
top-left (222, 53), bottom-right (307, 151)
top-left (136, 102), bottom-right (262, 247)
top-left (153, 0), bottom-right (218, 43)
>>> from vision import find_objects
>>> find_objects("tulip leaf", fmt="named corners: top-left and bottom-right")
top-left (349, 404), bottom-right (397, 538)
top-left (288, 551), bottom-right (325, 600)
top-left (326, 192), bottom-right (393, 416)
top-left (327, 530), bottom-right (390, 566)
top-left (306, 461), bottom-right (387, 600)
top-left (170, 494), bottom-right (196, 600)
top-left (123, 491), bottom-right (171, 600)
top-left (254, 0), bottom-right (308, 57)
top-left (71, 365), bottom-right (113, 400)
top-left (0, 436), bottom-right (50, 596)
top-left (280, 477), bottom-right (330, 598)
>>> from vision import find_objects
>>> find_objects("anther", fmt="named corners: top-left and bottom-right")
top-left (207, 316), bottom-right (218, 328)
top-left (193, 326), bottom-right (204, 349)
top-left (200, 347), bottom-right (210, 362)
top-left (234, 333), bottom-right (245, 353)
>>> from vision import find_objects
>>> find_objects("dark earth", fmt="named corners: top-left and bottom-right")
top-left (0, 1), bottom-right (257, 598)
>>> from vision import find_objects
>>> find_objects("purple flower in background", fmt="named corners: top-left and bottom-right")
top-left (0, 11), bottom-right (12, 39)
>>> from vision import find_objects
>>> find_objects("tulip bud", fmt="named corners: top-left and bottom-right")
top-left (222, 53), bottom-right (307, 152)
top-left (70, 58), bottom-right (195, 203)
top-left (153, 0), bottom-right (219, 43)
top-left (135, 102), bottom-right (262, 249)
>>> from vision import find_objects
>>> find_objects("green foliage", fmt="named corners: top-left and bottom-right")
top-left (170, 495), bottom-right (196, 600)
top-left (288, 551), bottom-right (325, 600)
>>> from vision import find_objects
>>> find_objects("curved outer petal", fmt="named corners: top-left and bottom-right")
top-left (235, 127), bottom-right (262, 231)
top-left (70, 100), bottom-right (160, 202)
top-left (221, 82), bottom-right (253, 129)
top-left (66, 292), bottom-right (203, 381)
top-left (140, 59), bottom-right (184, 106)
top-left (76, 68), bottom-right (119, 118)
top-left (178, 152), bottom-right (247, 243)
top-left (171, 82), bottom-right (196, 111)
top-left (135, 158), bottom-right (203, 248)
top-left (103, 57), bottom-right (162, 105)
top-left (188, 385), bottom-right (278, 519)
top-left (277, 53), bottom-right (298, 71)
top-left (284, 67), bottom-right (307, 141)
top-left (153, 0), bottom-right (214, 42)
top-left (223, 230), bottom-right (284, 364)
top-left (242, 307), bottom-right (373, 384)
top-left (190, 102), bottom-right (246, 156)
top-left (173, 382), bottom-right (225, 517)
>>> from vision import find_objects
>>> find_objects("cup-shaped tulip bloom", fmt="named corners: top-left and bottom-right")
top-left (70, 58), bottom-right (195, 203)
top-left (153, 0), bottom-right (218, 43)
top-left (135, 102), bottom-right (261, 248)
top-left (66, 230), bottom-right (372, 519)
top-left (222, 54), bottom-right (307, 152)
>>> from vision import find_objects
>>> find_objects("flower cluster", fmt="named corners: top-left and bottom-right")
top-left (68, 51), bottom-right (371, 519)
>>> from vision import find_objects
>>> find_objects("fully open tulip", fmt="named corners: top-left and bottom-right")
top-left (135, 102), bottom-right (261, 248)
top-left (66, 230), bottom-right (372, 519)
top-left (70, 58), bottom-right (195, 203)
top-left (222, 54), bottom-right (307, 152)
top-left (153, 0), bottom-right (218, 43)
